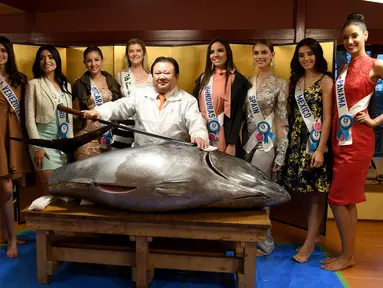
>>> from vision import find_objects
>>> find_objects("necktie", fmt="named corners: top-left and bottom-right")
top-left (158, 94), bottom-right (166, 110)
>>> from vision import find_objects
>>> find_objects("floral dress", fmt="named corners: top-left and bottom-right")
top-left (282, 75), bottom-right (330, 193)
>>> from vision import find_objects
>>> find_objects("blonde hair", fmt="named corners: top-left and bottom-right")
top-left (125, 38), bottom-right (150, 73)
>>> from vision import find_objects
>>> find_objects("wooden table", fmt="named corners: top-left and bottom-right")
top-left (24, 201), bottom-right (270, 288)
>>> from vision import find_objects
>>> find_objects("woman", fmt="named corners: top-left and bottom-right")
top-left (72, 45), bottom-right (121, 160)
top-left (321, 13), bottom-right (383, 272)
top-left (242, 39), bottom-right (289, 256)
top-left (282, 38), bottom-right (333, 263)
top-left (0, 36), bottom-right (31, 258)
top-left (25, 45), bottom-right (73, 195)
top-left (193, 38), bottom-right (249, 156)
top-left (114, 39), bottom-right (153, 148)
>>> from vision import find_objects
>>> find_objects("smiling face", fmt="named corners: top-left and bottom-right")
top-left (152, 61), bottom-right (178, 94)
top-left (39, 50), bottom-right (57, 75)
top-left (342, 24), bottom-right (368, 56)
top-left (0, 44), bottom-right (8, 67)
top-left (253, 43), bottom-right (274, 69)
top-left (298, 45), bottom-right (316, 71)
top-left (210, 42), bottom-right (227, 69)
top-left (127, 43), bottom-right (144, 67)
top-left (84, 51), bottom-right (103, 75)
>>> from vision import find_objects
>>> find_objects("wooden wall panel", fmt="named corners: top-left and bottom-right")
top-left (66, 46), bottom-right (114, 83)
top-left (13, 44), bottom-right (67, 80)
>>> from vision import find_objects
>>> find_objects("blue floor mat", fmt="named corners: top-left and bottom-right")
top-left (0, 231), bottom-right (344, 288)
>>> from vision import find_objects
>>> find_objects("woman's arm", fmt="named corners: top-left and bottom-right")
top-left (274, 80), bottom-right (290, 168)
top-left (355, 59), bottom-right (383, 127)
top-left (24, 81), bottom-right (41, 148)
top-left (311, 75), bottom-right (333, 168)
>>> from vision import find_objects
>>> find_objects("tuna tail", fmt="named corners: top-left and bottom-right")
top-left (10, 124), bottom-right (113, 163)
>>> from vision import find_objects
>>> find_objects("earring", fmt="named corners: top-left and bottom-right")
top-left (252, 61), bottom-right (256, 71)
top-left (270, 58), bottom-right (275, 67)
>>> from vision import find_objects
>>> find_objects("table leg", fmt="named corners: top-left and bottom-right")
top-left (135, 236), bottom-right (151, 288)
top-left (36, 230), bottom-right (53, 284)
top-left (243, 242), bottom-right (257, 288)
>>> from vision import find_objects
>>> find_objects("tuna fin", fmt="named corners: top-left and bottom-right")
top-left (154, 180), bottom-right (194, 196)
top-left (10, 124), bottom-right (113, 163)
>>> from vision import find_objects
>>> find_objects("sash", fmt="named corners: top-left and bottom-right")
top-left (90, 78), bottom-right (114, 146)
top-left (57, 90), bottom-right (69, 139)
top-left (120, 69), bottom-right (136, 98)
top-left (43, 77), bottom-right (69, 140)
top-left (203, 75), bottom-right (224, 148)
top-left (243, 76), bottom-right (275, 153)
top-left (0, 74), bottom-right (21, 121)
top-left (335, 65), bottom-right (373, 146)
top-left (294, 85), bottom-right (323, 154)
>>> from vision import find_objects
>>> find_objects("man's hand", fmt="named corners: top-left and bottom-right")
top-left (82, 110), bottom-right (101, 121)
top-left (191, 137), bottom-right (209, 149)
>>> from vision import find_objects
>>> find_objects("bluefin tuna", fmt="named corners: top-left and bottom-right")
top-left (47, 142), bottom-right (291, 212)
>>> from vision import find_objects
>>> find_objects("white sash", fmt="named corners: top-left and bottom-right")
top-left (56, 90), bottom-right (69, 139)
top-left (243, 76), bottom-right (275, 153)
top-left (294, 85), bottom-right (322, 154)
top-left (42, 77), bottom-right (69, 140)
top-left (90, 78), bottom-right (114, 146)
top-left (120, 69), bottom-right (136, 98)
top-left (0, 74), bottom-right (21, 121)
top-left (203, 75), bottom-right (224, 147)
top-left (335, 65), bottom-right (373, 146)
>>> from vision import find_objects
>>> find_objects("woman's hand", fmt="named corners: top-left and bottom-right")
top-left (272, 163), bottom-right (281, 172)
top-left (354, 111), bottom-right (377, 127)
top-left (34, 149), bottom-right (50, 169)
top-left (311, 150), bottom-right (324, 168)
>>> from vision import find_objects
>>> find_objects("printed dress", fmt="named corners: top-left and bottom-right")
top-left (75, 85), bottom-right (113, 161)
top-left (282, 76), bottom-right (330, 193)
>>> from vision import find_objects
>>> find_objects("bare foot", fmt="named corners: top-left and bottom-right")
top-left (293, 243), bottom-right (314, 263)
top-left (256, 249), bottom-right (267, 257)
top-left (6, 242), bottom-right (18, 258)
top-left (321, 255), bottom-right (356, 271)
top-left (296, 234), bottom-right (321, 252)
top-left (1, 237), bottom-right (26, 245)
top-left (16, 239), bottom-right (26, 245)
top-left (320, 256), bottom-right (339, 265)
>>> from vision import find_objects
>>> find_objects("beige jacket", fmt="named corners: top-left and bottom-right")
top-left (25, 77), bottom-right (73, 143)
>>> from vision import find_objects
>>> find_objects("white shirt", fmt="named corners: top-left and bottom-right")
top-left (95, 86), bottom-right (209, 146)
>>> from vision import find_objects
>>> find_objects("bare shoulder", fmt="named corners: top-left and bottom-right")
top-left (320, 75), bottom-right (334, 90)
top-left (373, 59), bottom-right (383, 78)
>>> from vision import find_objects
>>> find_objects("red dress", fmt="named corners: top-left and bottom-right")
top-left (329, 55), bottom-right (376, 205)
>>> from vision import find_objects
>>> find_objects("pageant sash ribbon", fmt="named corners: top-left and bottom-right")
top-left (121, 69), bottom-right (136, 98)
top-left (43, 77), bottom-right (70, 142)
top-left (0, 74), bottom-right (21, 121)
top-left (203, 75), bottom-right (224, 147)
top-left (243, 75), bottom-right (275, 153)
top-left (57, 90), bottom-right (69, 139)
top-left (335, 65), bottom-right (373, 146)
top-left (90, 78), bottom-right (114, 145)
top-left (295, 85), bottom-right (322, 154)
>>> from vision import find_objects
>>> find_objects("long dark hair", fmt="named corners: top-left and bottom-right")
top-left (200, 38), bottom-right (236, 89)
top-left (32, 45), bottom-right (71, 94)
top-left (288, 38), bottom-right (331, 102)
top-left (0, 36), bottom-right (26, 88)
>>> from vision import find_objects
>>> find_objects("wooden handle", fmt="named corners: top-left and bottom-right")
top-left (57, 104), bottom-right (83, 117)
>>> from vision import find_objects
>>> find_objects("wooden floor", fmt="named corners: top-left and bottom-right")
top-left (272, 219), bottom-right (383, 288)
top-left (3, 219), bottom-right (383, 288)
